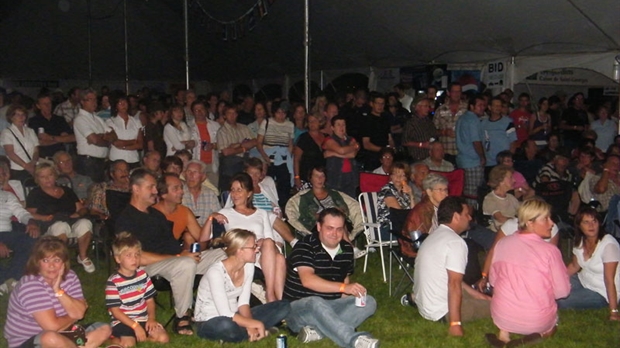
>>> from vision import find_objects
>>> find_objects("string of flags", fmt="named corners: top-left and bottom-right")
top-left (191, 0), bottom-right (277, 41)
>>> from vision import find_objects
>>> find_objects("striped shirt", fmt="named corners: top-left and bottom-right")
top-left (105, 269), bottom-right (156, 326)
top-left (283, 234), bottom-right (354, 301)
top-left (253, 192), bottom-right (274, 212)
top-left (182, 184), bottom-right (221, 226)
top-left (433, 101), bottom-right (468, 155)
top-left (216, 122), bottom-right (255, 158)
top-left (258, 118), bottom-right (294, 146)
top-left (5, 271), bottom-right (84, 348)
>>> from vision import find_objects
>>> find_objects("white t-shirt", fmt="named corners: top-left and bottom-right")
top-left (0, 124), bottom-right (39, 170)
top-left (73, 109), bottom-right (109, 158)
top-left (372, 167), bottom-right (388, 175)
top-left (106, 115), bottom-right (142, 163)
top-left (219, 207), bottom-right (275, 241)
top-left (194, 261), bottom-right (254, 322)
top-left (574, 234), bottom-right (620, 302)
top-left (500, 218), bottom-right (559, 242)
top-left (413, 224), bottom-right (467, 321)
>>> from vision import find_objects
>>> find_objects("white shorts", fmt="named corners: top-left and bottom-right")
top-left (46, 219), bottom-right (92, 239)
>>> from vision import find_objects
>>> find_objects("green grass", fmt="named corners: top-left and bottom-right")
top-left (1, 249), bottom-right (619, 348)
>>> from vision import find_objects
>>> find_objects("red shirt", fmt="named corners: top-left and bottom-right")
top-left (510, 109), bottom-right (531, 145)
top-left (196, 122), bottom-right (213, 164)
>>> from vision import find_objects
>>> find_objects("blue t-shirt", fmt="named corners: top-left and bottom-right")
top-left (480, 116), bottom-right (517, 166)
top-left (455, 110), bottom-right (482, 169)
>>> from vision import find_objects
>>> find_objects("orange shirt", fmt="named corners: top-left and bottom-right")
top-left (196, 122), bottom-right (213, 164)
top-left (155, 204), bottom-right (191, 240)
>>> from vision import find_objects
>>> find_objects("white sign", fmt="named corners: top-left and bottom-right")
top-left (525, 68), bottom-right (615, 86)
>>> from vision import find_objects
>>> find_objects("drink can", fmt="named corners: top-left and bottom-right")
top-left (276, 334), bottom-right (287, 348)
top-left (190, 242), bottom-right (200, 253)
top-left (38, 127), bottom-right (44, 134)
top-left (355, 292), bottom-right (367, 307)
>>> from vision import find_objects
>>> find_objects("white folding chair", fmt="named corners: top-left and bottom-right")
top-left (358, 192), bottom-right (398, 282)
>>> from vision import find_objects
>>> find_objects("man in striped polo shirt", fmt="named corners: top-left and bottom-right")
top-left (283, 208), bottom-right (379, 348)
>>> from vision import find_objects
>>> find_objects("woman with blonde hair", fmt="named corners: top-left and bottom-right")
top-left (486, 199), bottom-right (570, 347)
top-left (194, 229), bottom-right (290, 342)
top-left (4, 236), bottom-right (112, 348)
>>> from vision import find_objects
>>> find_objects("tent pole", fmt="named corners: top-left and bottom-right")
top-left (86, 0), bottom-right (92, 87)
top-left (509, 56), bottom-right (515, 92)
top-left (183, 0), bottom-right (190, 89)
top-left (303, 0), bottom-right (310, 110)
top-left (123, 0), bottom-right (129, 94)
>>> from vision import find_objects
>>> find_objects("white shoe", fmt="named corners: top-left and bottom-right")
top-left (367, 247), bottom-right (377, 253)
top-left (354, 335), bottom-right (380, 348)
top-left (77, 256), bottom-right (95, 273)
top-left (251, 282), bottom-right (267, 304)
top-left (354, 247), bottom-right (368, 259)
top-left (0, 279), bottom-right (17, 296)
top-left (297, 326), bottom-right (323, 343)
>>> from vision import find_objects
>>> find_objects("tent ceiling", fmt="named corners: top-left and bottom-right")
top-left (0, 0), bottom-right (617, 82)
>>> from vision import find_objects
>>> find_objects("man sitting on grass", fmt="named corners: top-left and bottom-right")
top-left (283, 208), bottom-right (379, 348)
top-left (106, 232), bottom-right (169, 347)
top-left (412, 196), bottom-right (491, 336)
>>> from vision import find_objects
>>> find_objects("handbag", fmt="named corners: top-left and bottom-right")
top-left (7, 128), bottom-right (33, 162)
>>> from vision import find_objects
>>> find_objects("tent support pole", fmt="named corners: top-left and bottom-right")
top-left (123, 0), bottom-right (129, 94)
top-left (87, 0), bottom-right (92, 87)
top-left (183, 0), bottom-right (190, 89)
top-left (303, 0), bottom-right (310, 110)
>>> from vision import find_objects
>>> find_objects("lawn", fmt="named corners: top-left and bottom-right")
top-left (1, 248), bottom-right (618, 348)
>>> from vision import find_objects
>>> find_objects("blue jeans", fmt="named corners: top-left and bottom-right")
top-left (0, 226), bottom-right (37, 284)
top-left (286, 295), bottom-right (377, 348)
top-left (195, 300), bottom-right (290, 342)
top-left (557, 274), bottom-right (608, 309)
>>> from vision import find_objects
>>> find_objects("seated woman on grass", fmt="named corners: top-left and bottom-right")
top-left (557, 207), bottom-right (619, 320)
top-left (194, 229), bottom-right (290, 342)
top-left (4, 236), bottom-right (112, 348)
top-left (486, 199), bottom-right (570, 347)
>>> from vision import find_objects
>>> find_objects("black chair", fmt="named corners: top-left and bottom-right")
top-left (388, 228), bottom-right (426, 297)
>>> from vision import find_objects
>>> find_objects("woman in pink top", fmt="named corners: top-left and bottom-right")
top-left (486, 199), bottom-right (570, 347)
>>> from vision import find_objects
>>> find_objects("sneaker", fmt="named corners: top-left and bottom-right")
top-left (354, 247), bottom-right (368, 259)
top-left (400, 292), bottom-right (416, 307)
top-left (251, 282), bottom-right (267, 304)
top-left (0, 279), bottom-right (17, 296)
top-left (354, 335), bottom-right (380, 348)
top-left (297, 326), bottom-right (323, 343)
top-left (77, 256), bottom-right (96, 273)
top-left (0, 283), bottom-right (7, 296)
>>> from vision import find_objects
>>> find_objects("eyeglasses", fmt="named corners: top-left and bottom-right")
top-left (41, 257), bottom-right (63, 264)
top-left (241, 244), bottom-right (260, 250)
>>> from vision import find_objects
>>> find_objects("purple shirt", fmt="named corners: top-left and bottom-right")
top-left (490, 233), bottom-right (570, 335)
top-left (4, 271), bottom-right (84, 348)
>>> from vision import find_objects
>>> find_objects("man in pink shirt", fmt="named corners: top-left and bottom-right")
top-left (488, 199), bottom-right (570, 346)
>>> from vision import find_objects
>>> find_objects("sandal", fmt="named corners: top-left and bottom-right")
top-left (485, 333), bottom-right (506, 348)
top-left (174, 315), bottom-right (194, 336)
top-left (506, 333), bottom-right (543, 347)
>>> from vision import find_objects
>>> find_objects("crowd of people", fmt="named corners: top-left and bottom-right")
top-left (0, 82), bottom-right (619, 348)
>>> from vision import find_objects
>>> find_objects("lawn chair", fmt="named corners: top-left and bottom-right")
top-left (358, 192), bottom-right (398, 283)
top-left (359, 172), bottom-right (389, 193)
top-left (431, 168), bottom-right (465, 197)
top-left (388, 229), bottom-right (426, 297)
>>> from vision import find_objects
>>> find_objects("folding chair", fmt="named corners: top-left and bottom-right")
top-left (359, 172), bottom-right (390, 193)
top-left (358, 192), bottom-right (398, 283)
top-left (388, 229), bottom-right (426, 296)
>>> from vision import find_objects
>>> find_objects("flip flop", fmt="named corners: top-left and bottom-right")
top-left (485, 333), bottom-right (506, 348)
top-left (506, 333), bottom-right (543, 347)
top-left (174, 315), bottom-right (194, 336)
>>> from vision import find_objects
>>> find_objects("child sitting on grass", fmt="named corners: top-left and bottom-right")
top-left (105, 232), bottom-right (169, 347)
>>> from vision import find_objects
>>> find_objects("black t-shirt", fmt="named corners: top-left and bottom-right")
top-left (283, 234), bottom-right (354, 301)
top-left (115, 205), bottom-right (181, 255)
top-left (236, 110), bottom-right (255, 125)
top-left (27, 113), bottom-right (73, 158)
top-left (562, 107), bottom-right (589, 142)
top-left (340, 104), bottom-right (370, 144)
top-left (143, 121), bottom-right (166, 159)
top-left (295, 132), bottom-right (326, 181)
top-left (360, 112), bottom-right (391, 149)
top-left (26, 186), bottom-right (78, 215)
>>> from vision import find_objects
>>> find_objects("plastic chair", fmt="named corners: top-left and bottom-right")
top-left (358, 192), bottom-right (398, 283)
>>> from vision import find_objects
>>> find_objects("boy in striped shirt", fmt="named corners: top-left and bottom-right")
top-left (105, 232), bottom-right (169, 347)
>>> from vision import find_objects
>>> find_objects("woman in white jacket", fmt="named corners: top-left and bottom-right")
top-left (163, 105), bottom-right (196, 157)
